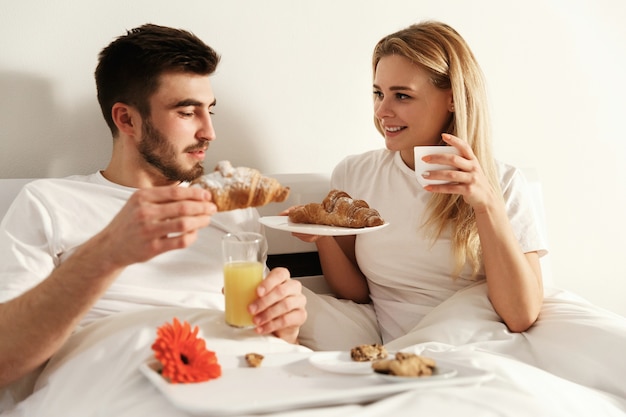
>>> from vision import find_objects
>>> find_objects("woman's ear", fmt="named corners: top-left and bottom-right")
top-left (448, 95), bottom-right (455, 113)
top-left (111, 103), bottom-right (140, 137)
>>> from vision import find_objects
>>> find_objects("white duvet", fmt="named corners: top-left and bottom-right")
top-left (2, 283), bottom-right (626, 417)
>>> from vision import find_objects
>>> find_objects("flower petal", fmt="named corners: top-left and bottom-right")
top-left (152, 319), bottom-right (222, 383)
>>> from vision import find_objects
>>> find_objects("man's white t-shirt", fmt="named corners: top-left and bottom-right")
top-left (331, 149), bottom-right (548, 343)
top-left (0, 172), bottom-right (260, 328)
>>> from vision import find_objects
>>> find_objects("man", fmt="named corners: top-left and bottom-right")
top-left (0, 24), bottom-right (306, 389)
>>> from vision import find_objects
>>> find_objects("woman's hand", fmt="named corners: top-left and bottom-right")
top-left (279, 206), bottom-right (325, 243)
top-left (422, 133), bottom-right (498, 213)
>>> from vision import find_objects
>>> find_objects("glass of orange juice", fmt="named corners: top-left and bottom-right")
top-left (222, 232), bottom-right (267, 328)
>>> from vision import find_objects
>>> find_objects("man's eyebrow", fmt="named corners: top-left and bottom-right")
top-left (172, 98), bottom-right (217, 107)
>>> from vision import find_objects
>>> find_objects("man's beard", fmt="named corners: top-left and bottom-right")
top-left (138, 119), bottom-right (205, 182)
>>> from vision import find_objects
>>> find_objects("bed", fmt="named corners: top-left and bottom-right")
top-left (1, 173), bottom-right (625, 417)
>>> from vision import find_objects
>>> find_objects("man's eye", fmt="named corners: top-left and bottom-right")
top-left (179, 111), bottom-right (194, 117)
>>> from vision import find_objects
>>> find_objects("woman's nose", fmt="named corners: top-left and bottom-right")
top-left (374, 98), bottom-right (393, 119)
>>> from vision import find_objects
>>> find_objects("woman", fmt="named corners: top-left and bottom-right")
top-left (297, 21), bottom-right (546, 346)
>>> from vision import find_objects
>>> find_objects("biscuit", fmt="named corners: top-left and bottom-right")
top-left (244, 353), bottom-right (264, 368)
top-left (350, 344), bottom-right (388, 362)
top-left (372, 352), bottom-right (436, 377)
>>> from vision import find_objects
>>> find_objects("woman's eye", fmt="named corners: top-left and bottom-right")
top-left (373, 91), bottom-right (383, 99)
top-left (396, 93), bottom-right (410, 100)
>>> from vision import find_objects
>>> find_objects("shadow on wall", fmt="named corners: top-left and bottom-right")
top-left (0, 71), bottom-right (274, 179)
top-left (0, 71), bottom-right (111, 179)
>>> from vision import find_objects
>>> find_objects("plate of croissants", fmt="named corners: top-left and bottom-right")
top-left (259, 216), bottom-right (389, 236)
top-left (259, 189), bottom-right (389, 236)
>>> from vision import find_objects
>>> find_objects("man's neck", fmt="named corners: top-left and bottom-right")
top-left (102, 156), bottom-right (179, 189)
top-left (104, 138), bottom-right (179, 189)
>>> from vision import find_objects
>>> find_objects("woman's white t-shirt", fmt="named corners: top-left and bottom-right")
top-left (331, 149), bottom-right (548, 343)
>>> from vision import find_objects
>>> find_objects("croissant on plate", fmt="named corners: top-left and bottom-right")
top-left (288, 189), bottom-right (384, 228)
top-left (192, 161), bottom-right (290, 212)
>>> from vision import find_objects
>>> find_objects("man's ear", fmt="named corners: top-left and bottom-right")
top-left (111, 103), bottom-right (140, 137)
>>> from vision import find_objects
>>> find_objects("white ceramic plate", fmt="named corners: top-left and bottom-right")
top-left (309, 351), bottom-right (459, 380)
top-left (308, 351), bottom-right (376, 375)
top-left (259, 216), bottom-right (390, 236)
top-left (375, 366), bottom-right (458, 382)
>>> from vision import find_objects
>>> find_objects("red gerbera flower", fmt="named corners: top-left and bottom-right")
top-left (151, 318), bottom-right (222, 383)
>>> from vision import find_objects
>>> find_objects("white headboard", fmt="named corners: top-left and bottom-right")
top-left (0, 169), bottom-right (551, 288)
top-left (0, 178), bottom-right (34, 221)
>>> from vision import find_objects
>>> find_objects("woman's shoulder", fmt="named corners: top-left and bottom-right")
top-left (332, 149), bottom-right (393, 189)
top-left (495, 160), bottom-right (533, 191)
top-left (333, 149), bottom-right (393, 179)
top-left (337, 148), bottom-right (393, 168)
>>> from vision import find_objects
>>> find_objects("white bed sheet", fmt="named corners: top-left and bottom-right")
top-left (2, 285), bottom-right (625, 417)
top-left (3, 173), bottom-right (625, 416)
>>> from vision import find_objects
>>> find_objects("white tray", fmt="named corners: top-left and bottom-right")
top-left (140, 352), bottom-right (494, 416)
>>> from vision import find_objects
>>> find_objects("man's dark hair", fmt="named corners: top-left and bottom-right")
top-left (95, 24), bottom-right (220, 136)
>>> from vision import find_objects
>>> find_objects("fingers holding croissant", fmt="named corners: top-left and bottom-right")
top-left (192, 161), bottom-right (290, 212)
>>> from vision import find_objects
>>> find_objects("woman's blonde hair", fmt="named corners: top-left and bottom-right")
top-left (372, 21), bottom-right (502, 277)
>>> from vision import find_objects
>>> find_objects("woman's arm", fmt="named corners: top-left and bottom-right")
top-left (425, 134), bottom-right (543, 331)
top-left (291, 232), bottom-right (370, 303)
top-left (474, 199), bottom-right (543, 332)
top-left (317, 235), bottom-right (370, 303)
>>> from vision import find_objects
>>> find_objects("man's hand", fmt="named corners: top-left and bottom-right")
top-left (248, 267), bottom-right (307, 344)
top-left (97, 186), bottom-right (217, 269)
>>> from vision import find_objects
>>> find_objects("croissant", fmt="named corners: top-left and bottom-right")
top-left (288, 189), bottom-right (384, 228)
top-left (192, 161), bottom-right (290, 212)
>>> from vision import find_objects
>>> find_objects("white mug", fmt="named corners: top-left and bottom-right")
top-left (413, 146), bottom-right (460, 186)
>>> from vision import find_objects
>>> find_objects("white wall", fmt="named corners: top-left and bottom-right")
top-left (1, 0), bottom-right (625, 316)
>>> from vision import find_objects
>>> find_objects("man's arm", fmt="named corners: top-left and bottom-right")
top-left (0, 186), bottom-right (216, 388)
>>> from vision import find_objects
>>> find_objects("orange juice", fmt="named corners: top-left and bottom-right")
top-left (223, 261), bottom-right (264, 327)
